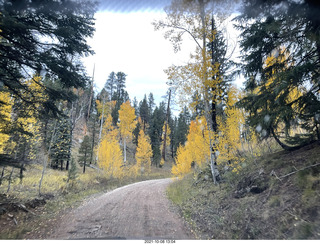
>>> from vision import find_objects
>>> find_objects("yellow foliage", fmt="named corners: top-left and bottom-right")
top-left (171, 87), bottom-right (246, 177)
top-left (135, 129), bottom-right (152, 175)
top-left (172, 145), bottom-right (192, 178)
top-left (98, 131), bottom-right (123, 179)
top-left (102, 115), bottom-right (119, 140)
top-left (0, 91), bottom-right (13, 153)
top-left (186, 117), bottom-right (210, 167)
top-left (215, 86), bottom-right (244, 171)
top-left (118, 100), bottom-right (137, 140)
top-left (96, 99), bottom-right (115, 120)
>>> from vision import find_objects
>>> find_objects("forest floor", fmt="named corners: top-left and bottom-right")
top-left (167, 141), bottom-right (320, 239)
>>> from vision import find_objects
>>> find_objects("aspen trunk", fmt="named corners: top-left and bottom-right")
top-left (124, 138), bottom-right (127, 163)
top-left (199, 0), bottom-right (220, 184)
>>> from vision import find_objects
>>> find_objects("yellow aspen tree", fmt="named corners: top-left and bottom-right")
top-left (186, 117), bottom-right (211, 168)
top-left (135, 129), bottom-right (152, 175)
top-left (155, 0), bottom-right (223, 183)
top-left (98, 118), bottom-right (123, 178)
top-left (215, 86), bottom-right (244, 173)
top-left (172, 116), bottom-right (210, 178)
top-left (118, 100), bottom-right (137, 163)
top-left (98, 135), bottom-right (123, 179)
top-left (172, 144), bottom-right (192, 178)
top-left (0, 91), bottom-right (13, 153)
top-left (13, 75), bottom-right (47, 159)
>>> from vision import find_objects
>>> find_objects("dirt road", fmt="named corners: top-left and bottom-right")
top-left (47, 178), bottom-right (193, 240)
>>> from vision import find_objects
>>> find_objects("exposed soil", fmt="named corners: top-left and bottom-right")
top-left (27, 178), bottom-right (193, 240)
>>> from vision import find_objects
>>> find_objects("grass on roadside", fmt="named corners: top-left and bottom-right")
top-left (0, 161), bottom-right (172, 239)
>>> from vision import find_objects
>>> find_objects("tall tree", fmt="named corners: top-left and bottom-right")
top-left (149, 103), bottom-right (166, 167)
top-left (111, 71), bottom-right (129, 125)
top-left (154, 0), bottom-right (228, 182)
top-left (78, 135), bottom-right (91, 173)
top-left (148, 93), bottom-right (155, 114)
top-left (105, 72), bottom-right (116, 100)
top-left (161, 89), bottom-right (172, 162)
top-left (135, 129), bottom-right (152, 175)
top-left (0, 0), bottom-right (96, 119)
top-left (50, 117), bottom-right (72, 170)
top-left (118, 100), bottom-right (137, 163)
top-left (139, 95), bottom-right (150, 132)
top-left (236, 0), bottom-right (320, 148)
top-left (98, 115), bottom-right (123, 179)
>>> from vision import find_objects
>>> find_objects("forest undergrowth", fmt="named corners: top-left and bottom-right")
top-left (167, 141), bottom-right (320, 240)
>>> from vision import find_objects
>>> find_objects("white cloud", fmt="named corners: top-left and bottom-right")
top-left (82, 10), bottom-right (244, 110)
top-left (82, 11), bottom-right (193, 105)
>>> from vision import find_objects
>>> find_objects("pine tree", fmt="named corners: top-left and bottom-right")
top-left (139, 95), bottom-right (150, 132)
top-left (172, 107), bottom-right (190, 156)
top-left (50, 117), bottom-right (72, 170)
top-left (105, 72), bottom-right (116, 99)
top-left (0, 0), bottom-right (96, 118)
top-left (148, 93), bottom-right (155, 114)
top-left (236, 0), bottom-right (320, 147)
top-left (110, 72), bottom-right (129, 125)
top-left (67, 157), bottom-right (78, 184)
top-left (78, 135), bottom-right (91, 173)
top-left (149, 103), bottom-right (166, 167)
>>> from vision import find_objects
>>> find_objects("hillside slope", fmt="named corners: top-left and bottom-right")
top-left (167, 142), bottom-right (320, 239)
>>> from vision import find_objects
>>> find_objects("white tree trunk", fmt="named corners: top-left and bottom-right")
top-left (124, 138), bottom-right (127, 163)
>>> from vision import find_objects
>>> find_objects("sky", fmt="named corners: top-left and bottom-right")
top-left (81, 0), bottom-right (242, 110)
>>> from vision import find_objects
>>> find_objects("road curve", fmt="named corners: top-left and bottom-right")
top-left (47, 178), bottom-right (193, 240)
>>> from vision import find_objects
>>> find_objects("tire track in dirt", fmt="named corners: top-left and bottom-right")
top-left (47, 178), bottom-right (193, 240)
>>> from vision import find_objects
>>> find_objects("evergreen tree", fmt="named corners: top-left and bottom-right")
top-left (78, 135), bottom-right (91, 173)
top-left (105, 72), bottom-right (116, 100)
top-left (236, 0), bottom-right (320, 148)
top-left (132, 97), bottom-right (139, 116)
top-left (139, 95), bottom-right (150, 131)
top-left (0, 0), bottom-right (96, 119)
top-left (115, 72), bottom-right (127, 100)
top-left (50, 117), bottom-right (72, 170)
top-left (148, 93), bottom-right (155, 114)
top-left (110, 71), bottom-right (129, 125)
top-left (67, 157), bottom-right (78, 184)
top-left (149, 103), bottom-right (166, 166)
top-left (172, 107), bottom-right (190, 156)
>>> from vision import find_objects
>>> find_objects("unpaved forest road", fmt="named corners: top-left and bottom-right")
top-left (48, 178), bottom-right (193, 240)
